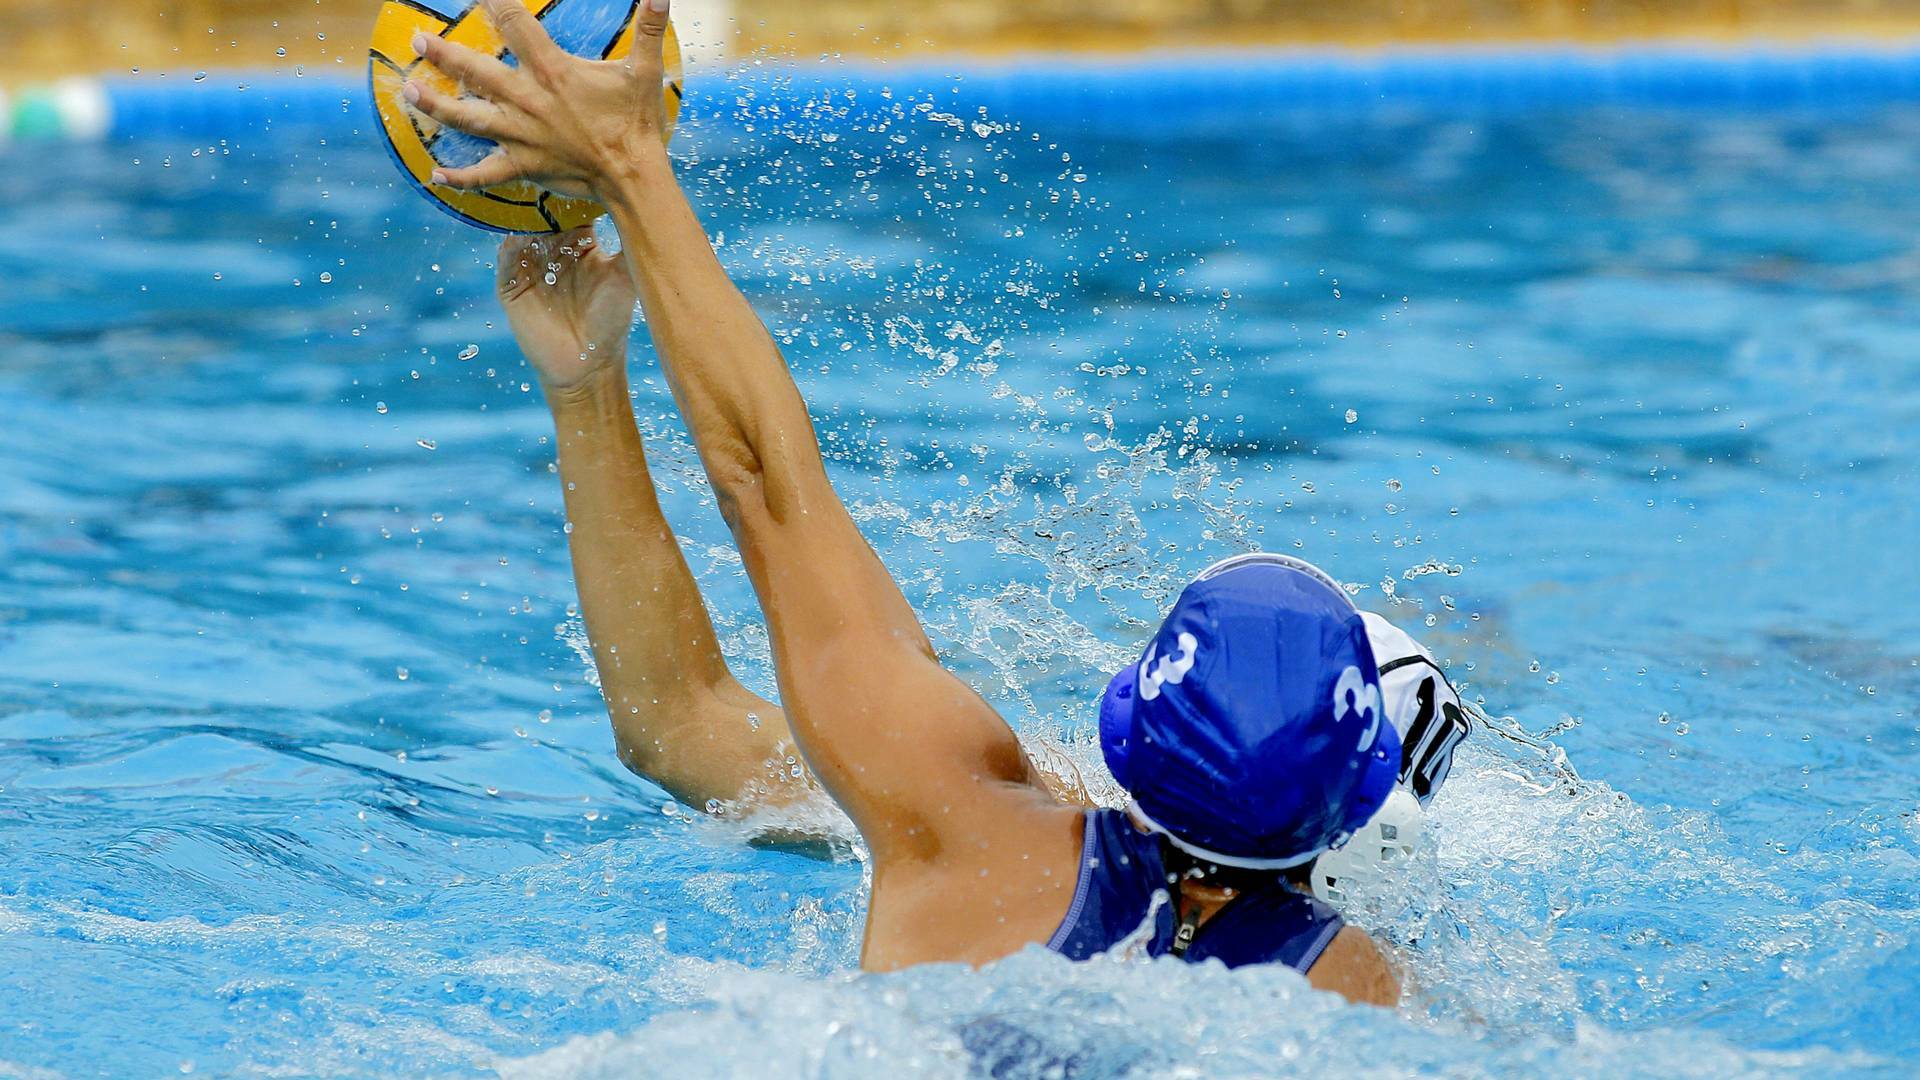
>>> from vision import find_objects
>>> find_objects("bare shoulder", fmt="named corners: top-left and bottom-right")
top-left (861, 799), bottom-right (1087, 972)
top-left (1305, 926), bottom-right (1402, 1007)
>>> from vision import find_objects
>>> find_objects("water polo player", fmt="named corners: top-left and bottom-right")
top-left (407, 0), bottom-right (1469, 1005)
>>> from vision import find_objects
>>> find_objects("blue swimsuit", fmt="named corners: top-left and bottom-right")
top-left (1045, 809), bottom-right (1345, 973)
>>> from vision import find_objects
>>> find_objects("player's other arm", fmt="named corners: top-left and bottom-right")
top-left (498, 230), bottom-right (813, 814)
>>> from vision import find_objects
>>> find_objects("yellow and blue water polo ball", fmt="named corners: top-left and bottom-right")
top-left (369, 0), bottom-right (684, 234)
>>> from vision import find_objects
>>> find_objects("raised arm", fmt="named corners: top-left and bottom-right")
top-left (602, 171), bottom-right (1047, 853)
top-left (495, 228), bottom-right (811, 815)
top-left (410, 1), bottom-right (1066, 878)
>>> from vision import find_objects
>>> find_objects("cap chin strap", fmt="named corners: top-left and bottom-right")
top-left (1125, 801), bottom-right (1329, 872)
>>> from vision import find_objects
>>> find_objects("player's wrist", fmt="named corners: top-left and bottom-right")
top-left (594, 145), bottom-right (678, 218)
top-left (545, 361), bottom-right (631, 421)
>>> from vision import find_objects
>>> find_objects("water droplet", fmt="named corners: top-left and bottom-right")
top-left (192, 71), bottom-right (208, 83)
top-left (458, 344), bottom-right (480, 362)
top-left (1344, 409), bottom-right (1358, 424)
top-left (319, 272), bottom-right (333, 284)
top-left (375, 401), bottom-right (388, 414)
top-left (396, 667), bottom-right (410, 681)
top-left (416, 439), bottom-right (438, 451)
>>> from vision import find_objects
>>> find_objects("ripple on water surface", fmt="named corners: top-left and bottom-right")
top-left (0, 90), bottom-right (1917, 1077)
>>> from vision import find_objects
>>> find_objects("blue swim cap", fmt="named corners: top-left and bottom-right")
top-left (1098, 554), bottom-right (1401, 869)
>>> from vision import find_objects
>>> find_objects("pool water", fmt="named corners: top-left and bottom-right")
top-left (1, 78), bottom-right (1917, 1077)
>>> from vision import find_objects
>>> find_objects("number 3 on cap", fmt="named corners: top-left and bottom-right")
top-left (1138, 633), bottom-right (1199, 702)
top-left (1335, 666), bottom-right (1383, 751)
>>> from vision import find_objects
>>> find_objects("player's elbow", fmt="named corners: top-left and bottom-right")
top-left (607, 692), bottom-right (768, 810)
top-left (709, 440), bottom-right (829, 536)
top-left (706, 441), bottom-right (770, 530)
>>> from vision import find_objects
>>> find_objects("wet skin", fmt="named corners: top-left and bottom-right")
top-left (412, 0), bottom-right (1397, 1004)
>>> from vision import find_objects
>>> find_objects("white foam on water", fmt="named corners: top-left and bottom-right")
top-left (494, 943), bottom-right (1889, 1080)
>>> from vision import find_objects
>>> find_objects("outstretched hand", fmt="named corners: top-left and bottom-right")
top-left (406, 0), bottom-right (675, 199)
top-left (498, 228), bottom-right (638, 391)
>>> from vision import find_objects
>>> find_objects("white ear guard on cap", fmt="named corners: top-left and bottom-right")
top-left (1308, 788), bottom-right (1425, 908)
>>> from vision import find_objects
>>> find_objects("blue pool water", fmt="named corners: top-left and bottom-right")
top-left (1, 76), bottom-right (1917, 1077)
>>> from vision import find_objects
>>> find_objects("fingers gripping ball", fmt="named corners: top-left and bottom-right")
top-left (370, 0), bottom-right (684, 234)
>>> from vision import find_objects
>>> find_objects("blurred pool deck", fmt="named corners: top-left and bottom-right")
top-left (11, 0), bottom-right (1920, 79)
top-left (10, 0), bottom-right (1920, 142)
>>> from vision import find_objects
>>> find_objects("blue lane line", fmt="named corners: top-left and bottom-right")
top-left (93, 43), bottom-right (1920, 140)
top-left (103, 75), bottom-right (369, 140)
